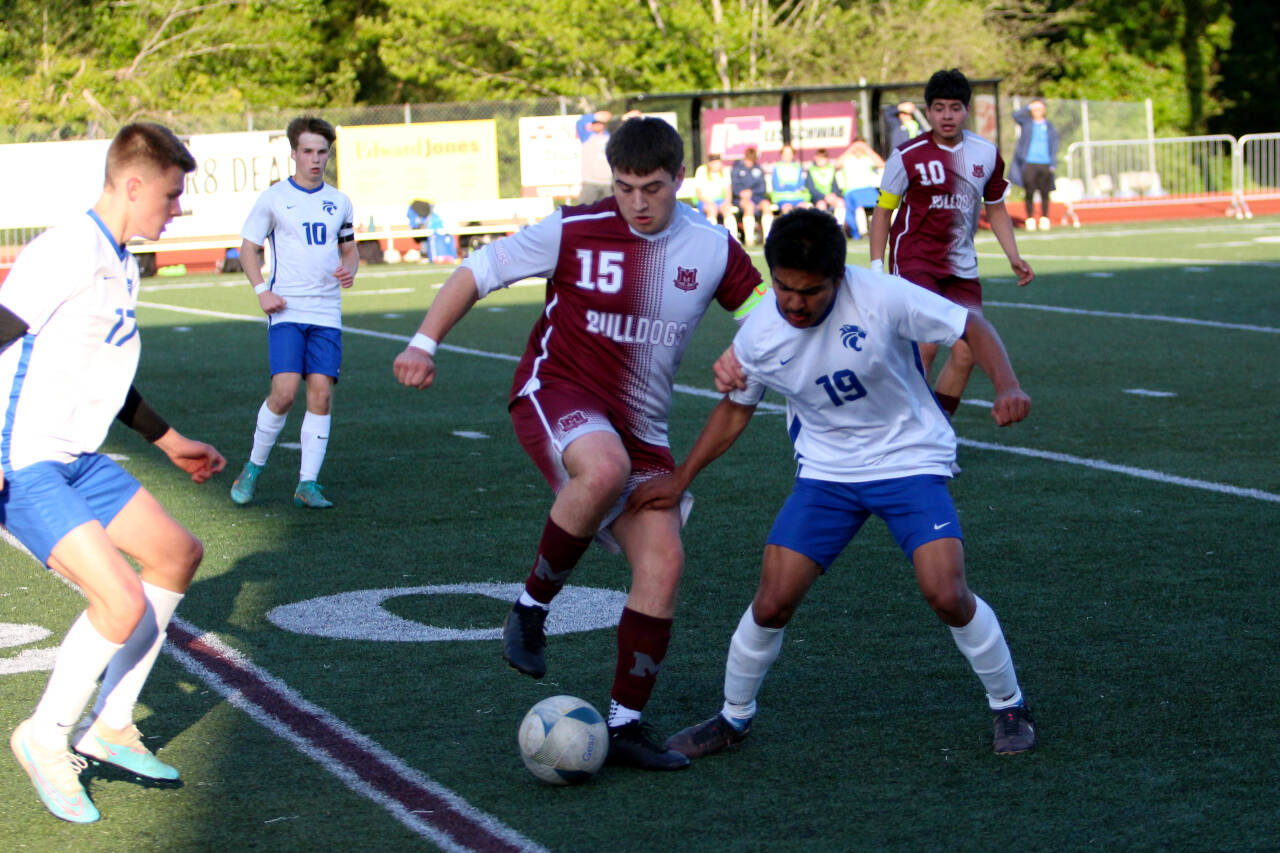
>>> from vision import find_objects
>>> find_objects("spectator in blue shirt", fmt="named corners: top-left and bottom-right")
top-left (1010, 99), bottom-right (1059, 231)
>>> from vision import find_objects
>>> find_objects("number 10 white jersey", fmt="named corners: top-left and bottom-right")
top-left (728, 265), bottom-right (969, 483)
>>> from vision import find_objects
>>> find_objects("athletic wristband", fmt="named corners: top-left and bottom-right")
top-left (253, 282), bottom-right (270, 295)
top-left (870, 259), bottom-right (884, 274)
top-left (409, 333), bottom-right (438, 356)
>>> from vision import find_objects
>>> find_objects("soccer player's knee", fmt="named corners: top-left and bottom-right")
top-left (922, 581), bottom-right (970, 624)
top-left (581, 454), bottom-right (630, 496)
top-left (751, 595), bottom-right (793, 629)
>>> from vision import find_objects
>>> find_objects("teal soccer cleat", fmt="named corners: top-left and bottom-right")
top-left (10, 719), bottom-right (100, 823)
top-left (230, 461), bottom-right (264, 505)
top-left (73, 719), bottom-right (179, 781)
top-left (293, 480), bottom-right (334, 508)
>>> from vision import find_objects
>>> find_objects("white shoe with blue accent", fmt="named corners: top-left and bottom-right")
top-left (73, 718), bottom-right (179, 781)
top-left (10, 718), bottom-right (100, 823)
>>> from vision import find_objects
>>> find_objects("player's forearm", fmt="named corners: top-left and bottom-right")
top-left (964, 313), bottom-right (1021, 394)
top-left (986, 203), bottom-right (1022, 262)
top-left (416, 266), bottom-right (480, 344)
top-left (340, 241), bottom-right (359, 277)
top-left (240, 239), bottom-right (266, 287)
top-left (868, 208), bottom-right (891, 264)
top-left (673, 397), bottom-right (755, 488)
top-left (116, 385), bottom-right (171, 443)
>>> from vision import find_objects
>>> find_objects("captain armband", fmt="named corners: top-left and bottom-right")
top-left (732, 283), bottom-right (770, 322)
top-left (116, 385), bottom-right (170, 443)
top-left (876, 189), bottom-right (901, 211)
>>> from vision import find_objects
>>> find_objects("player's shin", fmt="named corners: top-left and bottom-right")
top-left (722, 605), bottom-right (784, 722)
top-left (92, 583), bottom-right (183, 728)
top-left (949, 595), bottom-right (1022, 708)
top-left (30, 613), bottom-right (123, 748)
top-left (522, 516), bottom-right (592, 605)
top-left (609, 607), bottom-right (673, 724)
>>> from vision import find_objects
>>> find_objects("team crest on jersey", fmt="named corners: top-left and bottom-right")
top-left (840, 324), bottom-right (868, 351)
top-left (673, 267), bottom-right (699, 292)
top-left (322, 200), bottom-right (338, 215)
top-left (557, 410), bottom-right (589, 433)
top-left (972, 164), bottom-right (985, 178)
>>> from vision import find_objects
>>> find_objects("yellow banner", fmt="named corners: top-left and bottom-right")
top-left (336, 121), bottom-right (499, 207)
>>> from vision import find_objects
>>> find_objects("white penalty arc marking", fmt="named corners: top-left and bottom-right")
top-left (0, 530), bottom-right (545, 852)
top-left (266, 583), bottom-right (628, 642)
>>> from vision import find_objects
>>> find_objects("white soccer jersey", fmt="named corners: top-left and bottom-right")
top-left (241, 178), bottom-right (354, 328)
top-left (463, 198), bottom-right (760, 447)
top-left (0, 213), bottom-right (142, 471)
top-left (728, 265), bottom-right (969, 482)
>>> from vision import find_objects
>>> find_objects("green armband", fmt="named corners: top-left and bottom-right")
top-left (733, 283), bottom-right (769, 321)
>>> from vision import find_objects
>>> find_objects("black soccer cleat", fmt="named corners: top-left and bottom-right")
top-left (606, 721), bottom-right (691, 771)
top-left (663, 713), bottom-right (751, 759)
top-left (502, 602), bottom-right (548, 679)
top-left (992, 701), bottom-right (1037, 755)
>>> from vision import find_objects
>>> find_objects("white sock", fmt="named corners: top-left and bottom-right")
top-left (299, 411), bottom-right (330, 482)
top-left (250, 401), bottom-right (288, 466)
top-left (30, 612), bottom-right (123, 749)
top-left (607, 699), bottom-right (641, 729)
top-left (949, 595), bottom-right (1022, 709)
top-left (517, 591), bottom-right (550, 610)
top-left (93, 582), bottom-right (184, 730)
top-left (742, 217), bottom-right (756, 243)
top-left (722, 605), bottom-right (784, 722)
top-left (761, 212), bottom-right (774, 239)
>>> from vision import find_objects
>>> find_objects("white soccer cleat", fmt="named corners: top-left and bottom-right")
top-left (10, 719), bottom-right (100, 823)
top-left (73, 718), bottom-right (179, 780)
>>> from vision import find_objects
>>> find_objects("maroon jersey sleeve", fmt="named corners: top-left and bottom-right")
top-left (715, 238), bottom-right (763, 312)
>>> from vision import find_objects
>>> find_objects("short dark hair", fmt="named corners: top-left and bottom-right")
top-left (924, 69), bottom-right (971, 107)
top-left (287, 116), bottom-right (336, 150)
top-left (105, 123), bottom-right (195, 186)
top-left (605, 116), bottom-right (683, 178)
top-left (764, 209), bottom-right (846, 283)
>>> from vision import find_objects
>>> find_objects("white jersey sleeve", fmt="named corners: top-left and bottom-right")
top-left (462, 209), bottom-right (565, 298)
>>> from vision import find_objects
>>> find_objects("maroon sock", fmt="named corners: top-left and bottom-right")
top-left (523, 516), bottom-right (593, 604)
top-left (935, 392), bottom-right (961, 417)
top-left (610, 607), bottom-right (673, 713)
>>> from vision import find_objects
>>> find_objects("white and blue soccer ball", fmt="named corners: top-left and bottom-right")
top-left (518, 695), bottom-right (608, 785)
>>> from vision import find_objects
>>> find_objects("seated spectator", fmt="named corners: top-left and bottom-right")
top-left (804, 148), bottom-right (843, 213)
top-left (836, 139), bottom-right (885, 239)
top-left (768, 144), bottom-right (809, 214)
top-left (730, 147), bottom-right (774, 245)
top-left (693, 154), bottom-right (738, 236)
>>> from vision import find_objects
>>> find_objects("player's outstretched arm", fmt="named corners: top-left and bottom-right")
top-left (627, 396), bottom-right (756, 512)
top-left (241, 238), bottom-right (287, 314)
top-left (962, 312), bottom-right (1030, 426)
top-left (393, 265), bottom-right (481, 389)
top-left (986, 202), bottom-right (1034, 286)
top-left (868, 206), bottom-right (893, 270)
top-left (154, 428), bottom-right (227, 483)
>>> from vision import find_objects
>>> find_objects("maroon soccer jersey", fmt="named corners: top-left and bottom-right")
top-left (878, 130), bottom-right (1009, 280)
top-left (461, 199), bottom-right (761, 447)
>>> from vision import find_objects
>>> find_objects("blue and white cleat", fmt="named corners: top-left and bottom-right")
top-left (230, 461), bottom-right (264, 505)
top-left (293, 480), bottom-right (334, 508)
top-left (73, 718), bottom-right (179, 781)
top-left (10, 718), bottom-right (100, 823)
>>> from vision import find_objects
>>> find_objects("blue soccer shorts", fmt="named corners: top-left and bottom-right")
top-left (766, 474), bottom-right (962, 570)
top-left (0, 454), bottom-right (142, 565)
top-left (268, 322), bottom-right (342, 381)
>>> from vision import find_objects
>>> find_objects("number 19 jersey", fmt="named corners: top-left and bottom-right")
top-left (728, 265), bottom-right (969, 483)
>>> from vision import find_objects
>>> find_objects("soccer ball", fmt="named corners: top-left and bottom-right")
top-left (517, 695), bottom-right (608, 785)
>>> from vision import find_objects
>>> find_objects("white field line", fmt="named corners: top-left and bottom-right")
top-left (135, 302), bottom-right (1280, 508)
top-left (982, 301), bottom-right (1280, 334)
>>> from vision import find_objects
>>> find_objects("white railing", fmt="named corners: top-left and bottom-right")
top-left (1236, 132), bottom-right (1280, 216)
top-left (1061, 135), bottom-right (1246, 223)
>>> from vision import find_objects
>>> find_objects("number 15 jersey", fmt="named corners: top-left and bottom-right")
top-left (462, 198), bottom-right (761, 448)
top-left (728, 265), bottom-right (969, 483)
